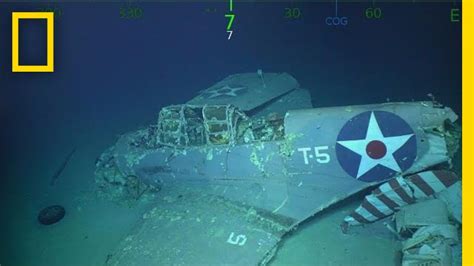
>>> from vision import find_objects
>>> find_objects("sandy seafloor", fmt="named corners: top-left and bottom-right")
top-left (0, 113), bottom-right (409, 266)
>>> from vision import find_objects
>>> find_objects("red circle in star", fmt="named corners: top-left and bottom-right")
top-left (366, 140), bottom-right (387, 159)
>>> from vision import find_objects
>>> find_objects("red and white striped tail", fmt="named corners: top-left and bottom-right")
top-left (344, 170), bottom-right (459, 226)
top-left (405, 170), bottom-right (458, 199)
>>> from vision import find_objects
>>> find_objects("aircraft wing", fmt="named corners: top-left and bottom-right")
top-left (102, 101), bottom-right (458, 265)
top-left (106, 186), bottom-right (289, 265)
top-left (187, 72), bottom-right (299, 112)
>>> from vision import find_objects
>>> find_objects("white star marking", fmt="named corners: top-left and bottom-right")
top-left (205, 85), bottom-right (246, 98)
top-left (337, 112), bottom-right (414, 179)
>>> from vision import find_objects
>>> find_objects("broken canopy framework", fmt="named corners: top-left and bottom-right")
top-left (96, 71), bottom-right (460, 266)
top-left (102, 105), bottom-right (457, 265)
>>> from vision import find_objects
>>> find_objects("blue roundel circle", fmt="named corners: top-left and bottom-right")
top-left (335, 111), bottom-right (417, 182)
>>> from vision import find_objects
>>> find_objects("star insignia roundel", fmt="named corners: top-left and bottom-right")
top-left (202, 85), bottom-right (247, 99)
top-left (336, 111), bottom-right (417, 182)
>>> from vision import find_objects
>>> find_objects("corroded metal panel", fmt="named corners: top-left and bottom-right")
top-left (187, 72), bottom-right (299, 111)
top-left (102, 101), bottom-right (458, 265)
top-left (106, 187), bottom-right (290, 266)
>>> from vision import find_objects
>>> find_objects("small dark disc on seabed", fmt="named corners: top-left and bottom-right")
top-left (38, 205), bottom-right (66, 225)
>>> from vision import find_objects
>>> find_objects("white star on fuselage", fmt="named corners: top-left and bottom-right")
top-left (337, 112), bottom-right (414, 179)
top-left (205, 85), bottom-right (246, 98)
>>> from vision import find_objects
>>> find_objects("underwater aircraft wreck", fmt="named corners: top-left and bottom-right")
top-left (95, 71), bottom-right (461, 265)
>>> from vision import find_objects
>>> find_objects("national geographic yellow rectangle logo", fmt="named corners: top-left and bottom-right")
top-left (12, 12), bottom-right (54, 72)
